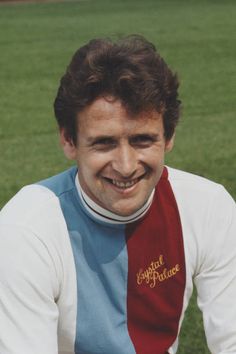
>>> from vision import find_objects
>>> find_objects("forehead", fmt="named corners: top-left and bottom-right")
top-left (78, 96), bottom-right (163, 130)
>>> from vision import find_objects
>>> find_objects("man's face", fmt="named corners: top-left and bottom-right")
top-left (62, 97), bottom-right (174, 216)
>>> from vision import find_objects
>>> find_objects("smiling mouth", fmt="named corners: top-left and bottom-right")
top-left (103, 174), bottom-right (145, 189)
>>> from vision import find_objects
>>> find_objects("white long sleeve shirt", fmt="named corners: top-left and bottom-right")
top-left (0, 166), bottom-right (235, 354)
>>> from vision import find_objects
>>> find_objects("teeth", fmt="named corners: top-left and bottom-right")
top-left (112, 179), bottom-right (137, 188)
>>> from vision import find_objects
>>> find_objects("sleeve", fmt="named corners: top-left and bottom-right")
top-left (0, 223), bottom-right (60, 354)
top-left (194, 186), bottom-right (236, 354)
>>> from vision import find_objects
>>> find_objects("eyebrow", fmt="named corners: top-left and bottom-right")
top-left (87, 133), bottom-right (160, 144)
top-left (87, 135), bottom-right (117, 145)
top-left (129, 133), bottom-right (160, 140)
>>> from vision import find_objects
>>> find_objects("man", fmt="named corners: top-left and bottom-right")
top-left (0, 35), bottom-right (235, 354)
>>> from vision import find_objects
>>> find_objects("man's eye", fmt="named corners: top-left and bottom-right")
top-left (130, 135), bottom-right (156, 146)
top-left (92, 138), bottom-right (116, 149)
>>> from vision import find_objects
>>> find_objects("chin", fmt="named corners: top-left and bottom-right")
top-left (110, 203), bottom-right (141, 217)
top-left (114, 209), bottom-right (134, 217)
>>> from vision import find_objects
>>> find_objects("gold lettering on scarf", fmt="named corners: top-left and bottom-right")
top-left (136, 255), bottom-right (180, 288)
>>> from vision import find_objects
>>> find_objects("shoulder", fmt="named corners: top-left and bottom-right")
top-left (0, 166), bottom-right (78, 227)
top-left (166, 166), bottom-right (234, 207)
top-left (0, 169), bottom-right (77, 291)
top-left (166, 165), bottom-right (235, 218)
top-left (167, 166), bottom-right (222, 193)
top-left (0, 184), bottom-right (59, 227)
top-left (0, 168), bottom-right (77, 263)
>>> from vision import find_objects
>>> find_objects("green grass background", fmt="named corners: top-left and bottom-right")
top-left (0, 0), bottom-right (235, 352)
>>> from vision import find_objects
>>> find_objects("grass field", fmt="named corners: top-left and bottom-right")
top-left (0, 0), bottom-right (235, 352)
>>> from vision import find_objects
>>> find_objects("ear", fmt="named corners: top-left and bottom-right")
top-left (165, 133), bottom-right (175, 153)
top-left (60, 128), bottom-right (77, 160)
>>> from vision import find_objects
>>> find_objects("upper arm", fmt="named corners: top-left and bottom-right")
top-left (0, 223), bottom-right (60, 354)
top-left (194, 187), bottom-right (236, 353)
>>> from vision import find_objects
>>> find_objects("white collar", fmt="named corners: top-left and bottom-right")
top-left (75, 173), bottom-right (154, 224)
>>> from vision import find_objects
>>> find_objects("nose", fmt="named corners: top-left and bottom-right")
top-left (111, 144), bottom-right (138, 178)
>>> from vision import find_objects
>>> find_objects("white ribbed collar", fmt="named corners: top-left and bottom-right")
top-left (75, 173), bottom-right (154, 224)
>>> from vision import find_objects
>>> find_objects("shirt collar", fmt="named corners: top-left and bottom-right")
top-left (75, 173), bottom-right (154, 225)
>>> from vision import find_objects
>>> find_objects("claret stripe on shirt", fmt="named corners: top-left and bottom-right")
top-left (125, 167), bottom-right (186, 354)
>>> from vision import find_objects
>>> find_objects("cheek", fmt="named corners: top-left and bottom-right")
top-left (78, 154), bottom-right (108, 177)
top-left (143, 153), bottom-right (165, 170)
top-left (140, 145), bottom-right (166, 163)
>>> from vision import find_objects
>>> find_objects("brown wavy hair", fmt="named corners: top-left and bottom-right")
top-left (54, 35), bottom-right (181, 144)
